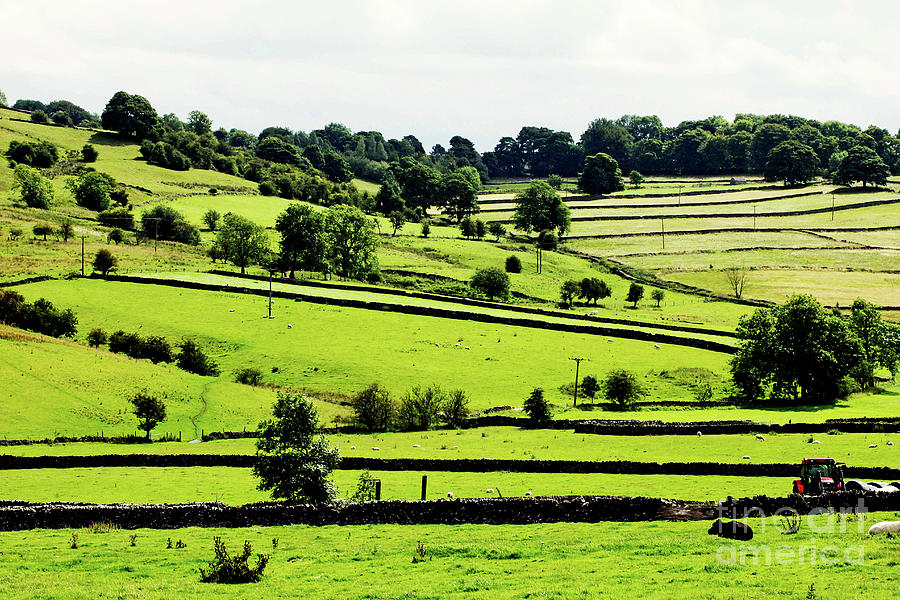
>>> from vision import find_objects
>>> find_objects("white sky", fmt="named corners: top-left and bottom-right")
top-left (3, 1), bottom-right (899, 151)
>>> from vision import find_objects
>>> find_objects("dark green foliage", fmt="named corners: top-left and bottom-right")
top-left (234, 367), bottom-right (263, 385)
top-left (397, 385), bottom-right (445, 431)
top-left (488, 222), bottom-right (506, 241)
top-left (579, 277), bottom-right (611, 304)
top-left (436, 172), bottom-right (478, 222)
top-left (560, 280), bottom-right (580, 306)
top-left (187, 110), bottom-right (212, 135)
top-left (177, 340), bottom-right (220, 376)
top-left (474, 219), bottom-right (486, 240)
top-left (651, 289), bottom-right (665, 307)
top-left (253, 391), bottom-right (340, 503)
top-left (130, 392), bottom-right (166, 439)
top-left (138, 336), bottom-right (174, 364)
top-left (216, 213), bottom-right (269, 274)
top-left (87, 328), bottom-right (107, 348)
top-left (470, 267), bottom-right (510, 301)
top-left (581, 375), bottom-right (600, 399)
top-left (203, 209), bottom-right (220, 231)
top-left (505, 255), bottom-right (522, 273)
top-left (512, 181), bottom-right (570, 235)
top-left (351, 470), bottom-right (379, 502)
top-left (536, 230), bottom-right (558, 250)
top-left (141, 205), bottom-right (200, 245)
top-left (848, 299), bottom-right (900, 383)
top-left (200, 537), bottom-right (269, 584)
top-left (441, 389), bottom-right (470, 428)
top-left (323, 150), bottom-right (353, 183)
top-left (0, 290), bottom-right (77, 338)
top-left (350, 383), bottom-right (395, 432)
top-left (6, 140), bottom-right (58, 167)
top-left (81, 144), bottom-right (98, 162)
top-left (57, 220), bottom-right (74, 242)
top-left (92, 248), bottom-right (117, 276)
top-left (140, 140), bottom-right (191, 170)
top-left (12, 165), bottom-right (53, 209)
top-left (258, 180), bottom-right (277, 196)
top-left (30, 110), bottom-right (49, 124)
top-left (324, 205), bottom-right (378, 280)
top-left (13, 99), bottom-right (45, 112)
top-left (765, 140), bottom-right (819, 185)
top-left (256, 137), bottom-right (304, 166)
top-left (603, 370), bottom-right (644, 408)
top-left (98, 208), bottom-right (134, 230)
top-left (375, 170), bottom-right (404, 215)
top-left (834, 145), bottom-right (890, 187)
top-left (51, 110), bottom-right (72, 126)
top-left (101, 91), bottom-right (161, 140)
top-left (388, 157), bottom-right (439, 213)
top-left (579, 153), bottom-right (625, 195)
top-left (626, 283), bottom-right (644, 308)
top-left (32, 224), bottom-right (54, 240)
top-left (275, 204), bottom-right (327, 278)
top-left (45, 100), bottom-right (95, 127)
top-left (68, 171), bottom-right (117, 211)
top-left (420, 219), bottom-right (431, 238)
top-left (388, 211), bottom-right (406, 236)
top-left (302, 145), bottom-right (325, 170)
top-left (108, 330), bottom-right (142, 355)
top-left (524, 388), bottom-right (552, 424)
top-left (459, 216), bottom-right (476, 239)
top-left (628, 170), bottom-right (644, 187)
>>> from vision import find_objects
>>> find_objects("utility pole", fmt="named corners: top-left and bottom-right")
top-left (831, 191), bottom-right (835, 221)
top-left (678, 185), bottom-right (682, 206)
top-left (80, 235), bottom-right (85, 276)
top-left (569, 356), bottom-right (586, 407)
top-left (753, 205), bottom-right (756, 230)
top-left (661, 217), bottom-right (665, 249)
top-left (267, 269), bottom-right (275, 318)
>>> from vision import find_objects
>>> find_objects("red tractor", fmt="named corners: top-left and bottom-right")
top-left (792, 458), bottom-right (845, 495)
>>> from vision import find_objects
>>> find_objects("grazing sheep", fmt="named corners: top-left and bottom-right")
top-left (868, 521), bottom-right (900, 536)
top-left (589, 310), bottom-right (599, 316)
top-left (465, 346), bottom-right (470, 350)
top-left (455, 343), bottom-right (461, 347)
top-left (743, 455), bottom-right (751, 459)
top-left (811, 440), bottom-right (820, 444)
top-left (525, 491), bottom-right (533, 496)
top-left (453, 445), bottom-right (458, 449)
top-left (869, 444), bottom-right (878, 448)
top-left (350, 446), bottom-right (356, 450)
top-left (434, 343), bottom-right (439, 347)
top-left (486, 488), bottom-right (494, 494)
top-left (654, 344), bottom-right (660, 349)
top-left (607, 339), bottom-right (614, 343)
top-left (697, 431), bottom-right (702, 437)
top-left (287, 324), bottom-right (293, 329)
top-left (372, 447), bottom-right (380, 451)
top-left (755, 434), bottom-right (765, 441)
top-left (447, 492), bottom-right (454, 499)
top-left (708, 519), bottom-right (753, 541)
top-left (888, 441), bottom-right (894, 446)
top-left (412, 444), bottom-right (421, 448)
top-left (229, 309), bottom-right (235, 312)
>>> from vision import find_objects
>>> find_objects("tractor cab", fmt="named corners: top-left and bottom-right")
top-left (792, 458), bottom-right (845, 495)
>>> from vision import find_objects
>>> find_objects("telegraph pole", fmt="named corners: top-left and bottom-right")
top-left (831, 191), bottom-right (835, 221)
top-left (661, 217), bottom-right (665, 249)
top-left (753, 205), bottom-right (756, 230)
top-left (267, 268), bottom-right (275, 318)
top-left (80, 235), bottom-right (85, 276)
top-left (569, 356), bottom-right (586, 407)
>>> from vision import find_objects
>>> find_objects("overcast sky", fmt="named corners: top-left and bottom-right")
top-left (4, 1), bottom-right (899, 151)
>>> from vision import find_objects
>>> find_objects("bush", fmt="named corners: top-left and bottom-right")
top-left (81, 144), bottom-right (98, 162)
top-left (98, 208), bottom-right (134, 230)
top-left (524, 388), bottom-right (552, 424)
top-left (420, 219), bottom-right (431, 238)
top-left (581, 375), bottom-right (600, 399)
top-left (32, 224), bottom-right (54, 240)
top-left (92, 248), bottom-right (117, 276)
top-left (470, 267), bottom-right (510, 301)
top-left (441, 389), bottom-right (470, 428)
top-left (505, 255), bottom-right (522, 273)
top-left (350, 470), bottom-right (379, 502)
top-left (200, 537), bottom-right (268, 584)
top-left (137, 336), bottom-right (174, 364)
top-left (0, 291), bottom-right (77, 338)
top-left (397, 385), bottom-right (445, 430)
top-left (108, 330), bottom-right (142, 355)
top-left (68, 172), bottom-right (117, 212)
top-left (350, 383), bottom-right (395, 432)
top-left (30, 110), bottom-right (49, 124)
top-left (234, 367), bottom-right (263, 385)
top-left (6, 140), bottom-right (58, 167)
top-left (537, 230), bottom-right (558, 250)
top-left (51, 111), bottom-right (72, 126)
top-left (258, 180), bottom-right (277, 196)
top-left (87, 328), bottom-right (107, 348)
top-left (13, 164), bottom-right (54, 209)
top-left (603, 369), bottom-right (644, 408)
top-left (177, 339), bottom-right (220, 376)
top-left (107, 228), bottom-right (125, 245)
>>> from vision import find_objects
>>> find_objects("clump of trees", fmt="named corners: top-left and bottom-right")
top-left (12, 164), bottom-right (54, 209)
top-left (105, 330), bottom-right (219, 375)
top-left (349, 383), bottom-right (470, 432)
top-left (140, 205), bottom-right (200, 246)
top-left (67, 171), bottom-right (124, 212)
top-left (603, 370), bottom-right (645, 409)
top-left (731, 295), bottom-right (899, 405)
top-left (579, 152), bottom-right (625, 195)
top-left (512, 181), bottom-right (570, 236)
top-left (5, 140), bottom-right (58, 168)
top-left (0, 290), bottom-right (77, 338)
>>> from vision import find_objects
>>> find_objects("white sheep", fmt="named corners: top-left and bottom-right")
top-left (350, 446), bottom-right (356, 450)
top-left (434, 343), bottom-right (439, 347)
top-left (455, 343), bottom-right (461, 347)
top-left (755, 434), bottom-right (765, 441)
top-left (372, 447), bottom-right (380, 451)
top-left (743, 455), bottom-right (751, 459)
top-left (589, 310), bottom-right (599, 316)
top-left (229, 309), bottom-right (235, 312)
top-left (654, 344), bottom-right (660, 349)
top-left (869, 444), bottom-right (878, 448)
top-left (486, 488), bottom-right (495, 494)
top-left (453, 445), bottom-right (458, 449)
top-left (412, 444), bottom-right (421, 448)
top-left (287, 324), bottom-right (293, 329)
top-left (447, 492), bottom-right (454, 499)
top-left (888, 441), bottom-right (894, 446)
top-left (696, 431), bottom-right (702, 437)
top-left (525, 491), bottom-right (533, 496)
top-left (811, 440), bottom-right (820, 444)
top-left (465, 346), bottom-right (470, 350)
top-left (868, 521), bottom-right (900, 535)
top-left (607, 338), bottom-right (614, 342)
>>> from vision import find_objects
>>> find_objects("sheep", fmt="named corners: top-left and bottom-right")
top-left (743, 455), bottom-right (751, 459)
top-left (588, 310), bottom-right (599, 316)
top-left (869, 444), bottom-right (878, 448)
top-left (412, 444), bottom-right (421, 448)
top-left (654, 344), bottom-right (660, 349)
top-left (447, 492), bottom-right (454, 499)
top-left (434, 343), bottom-right (439, 347)
top-left (868, 521), bottom-right (900, 536)
top-left (455, 342), bottom-right (461, 347)
top-left (888, 441), bottom-right (894, 446)
top-left (287, 324), bottom-right (293, 329)
top-left (811, 440), bottom-right (820, 444)
top-left (697, 431), bottom-right (702, 437)
top-left (607, 338), bottom-right (614, 343)
top-left (465, 346), bottom-right (470, 350)
top-left (525, 491), bottom-right (533, 496)
top-left (755, 434), bottom-right (765, 441)
top-left (372, 447), bottom-right (380, 451)
top-left (228, 309), bottom-right (235, 312)
top-left (453, 445), bottom-right (458, 449)
top-left (486, 488), bottom-right (495, 494)
top-left (350, 446), bottom-right (356, 450)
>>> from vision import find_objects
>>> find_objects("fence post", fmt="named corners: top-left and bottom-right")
top-left (421, 475), bottom-right (427, 501)
top-left (375, 480), bottom-right (381, 501)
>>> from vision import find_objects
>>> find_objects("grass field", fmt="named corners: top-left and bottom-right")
top-left (0, 518), bottom-right (896, 599)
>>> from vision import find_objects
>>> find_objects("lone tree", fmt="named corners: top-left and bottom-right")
top-left (388, 211), bottom-right (406, 236)
top-left (603, 370), bottom-right (644, 409)
top-left (253, 391), bottom-right (341, 504)
top-left (93, 248), bottom-right (118, 276)
top-left (764, 140), bottom-right (819, 186)
top-left (629, 170), bottom-right (644, 187)
top-left (203, 209), bottom-right (221, 231)
top-left (470, 267), bottom-right (510, 301)
top-left (101, 91), bottom-right (161, 140)
top-left (833, 145), bottom-right (890, 188)
top-left (580, 375), bottom-right (600, 400)
top-left (130, 392), bottom-right (166, 440)
top-left (651, 289), bottom-right (665, 307)
top-left (324, 205), bottom-right (378, 280)
top-left (578, 153), bottom-right (625, 195)
top-left (524, 388), bottom-right (552, 425)
top-left (350, 383), bottom-right (395, 432)
top-left (579, 277), bottom-right (611, 305)
top-left (488, 222), bottom-right (506, 241)
top-left (512, 181), bottom-right (571, 236)
top-left (724, 266), bottom-right (749, 299)
top-left (626, 283), bottom-right (644, 308)
top-left (216, 212), bottom-right (269, 274)
top-left (12, 164), bottom-right (54, 209)
top-left (436, 172), bottom-right (478, 222)
top-left (68, 171), bottom-right (117, 212)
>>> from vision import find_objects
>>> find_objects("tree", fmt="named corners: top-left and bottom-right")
top-left (474, 219), bottom-right (486, 240)
top-left (375, 170), bottom-right (404, 215)
top-left (324, 205), bottom-right (378, 279)
top-left (302, 145), bottom-right (326, 170)
top-left (626, 283), bottom-right (644, 308)
top-left (67, 171), bottom-right (116, 211)
top-left (350, 383), bottom-right (395, 432)
top-left (724, 266), bottom-right (749, 299)
top-left (731, 295), bottom-right (864, 404)
top-left (651, 289), bottom-right (665, 307)
top-left (764, 141), bottom-right (819, 185)
top-left (488, 222), bottom-right (506, 241)
top-left (388, 211), bottom-right (406, 236)
top-left (256, 136), bottom-right (304, 166)
top-left (253, 390), bottom-right (340, 504)
top-left (51, 110), bottom-right (72, 126)
top-left (93, 248), bottom-right (117, 276)
top-left (547, 174), bottom-right (563, 189)
top-left (470, 267), bottom-right (510, 301)
top-left (629, 170), bottom-right (644, 187)
top-left (396, 385), bottom-right (445, 431)
top-left (101, 91), bottom-right (161, 140)
top-left (603, 370), bottom-right (644, 408)
top-left (833, 145), bottom-right (890, 187)
top-left (275, 204), bottom-right (327, 278)
top-left (441, 389), bottom-right (470, 428)
top-left (578, 153), bottom-right (625, 195)
top-left (216, 213), bottom-right (269, 274)
top-left (107, 228), bottom-right (125, 245)
top-left (130, 392), bottom-right (166, 440)
top-left (177, 339), bottom-right (220, 376)
top-left (30, 110), bottom-right (49, 124)
top-left (579, 277), bottom-right (611, 304)
top-left (459, 216), bottom-right (476, 239)
top-left (12, 164), bottom-right (53, 208)
top-left (186, 110), bottom-right (212, 135)
top-left (420, 218), bottom-right (431, 238)
top-left (323, 150), bottom-right (353, 183)
top-left (87, 328), bottom-right (107, 348)
top-left (560, 280), bottom-right (580, 306)
top-left (436, 172), bottom-right (478, 222)
top-left (524, 388), bottom-right (552, 425)
top-left (512, 181), bottom-right (571, 235)
top-left (580, 118), bottom-right (632, 168)
top-left (81, 144), bottom-right (98, 162)
top-left (580, 375), bottom-right (600, 400)
top-left (6, 140), bottom-right (58, 167)
top-left (32, 224), bottom-right (54, 240)
top-left (202, 209), bottom-right (221, 231)
top-left (847, 298), bottom-right (900, 384)
top-left (0, 88), bottom-right (6, 107)
top-left (141, 205), bottom-right (199, 245)
top-left (57, 220), bottom-right (74, 242)
top-left (388, 157), bottom-right (439, 213)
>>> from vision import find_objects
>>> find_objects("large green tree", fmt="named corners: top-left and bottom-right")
top-left (833, 145), bottom-right (889, 187)
top-left (324, 205), bottom-right (378, 279)
top-left (275, 204), bottom-right (327, 278)
top-left (578, 153), bottom-right (625, 195)
top-left (101, 91), bottom-right (161, 140)
top-left (512, 181), bottom-right (571, 235)
top-left (764, 140), bottom-right (819, 185)
top-left (216, 213), bottom-right (269, 274)
top-left (67, 171), bottom-right (116, 211)
top-left (12, 164), bottom-right (53, 209)
top-left (436, 172), bottom-right (479, 222)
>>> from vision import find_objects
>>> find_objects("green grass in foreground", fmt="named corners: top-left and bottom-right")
top-left (0, 518), bottom-right (896, 599)
top-left (0, 467), bottom-right (791, 503)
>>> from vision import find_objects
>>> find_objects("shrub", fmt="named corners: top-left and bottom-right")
top-left (68, 172), bottom-right (117, 212)
top-left (108, 330), bottom-right (142, 355)
top-left (13, 164), bottom-right (54, 209)
top-left (397, 385), bottom-right (445, 430)
top-left (505, 255), bottom-right (522, 273)
top-left (489, 222), bottom-right (506, 241)
top-left (459, 216), bottom-right (475, 239)
top-left (32, 224), bottom-right (54, 240)
top-left (234, 367), bottom-right (263, 385)
top-left (581, 375), bottom-right (600, 399)
top-left (420, 218), bottom-right (431, 238)
top-left (350, 383), bottom-right (395, 432)
top-left (537, 230), bottom-right (558, 250)
top-left (51, 110), bottom-right (72, 126)
top-left (470, 267), bottom-right (510, 301)
top-left (350, 470), bottom-right (379, 502)
top-left (258, 180), bottom-right (277, 196)
top-left (603, 369), bottom-right (644, 408)
top-left (92, 248), bottom-right (117, 276)
top-left (474, 219), bottom-right (486, 239)
top-left (107, 228), bottom-right (125, 245)
top-left (58, 220), bottom-right (74, 242)
top-left (524, 388), bottom-right (552, 424)
top-left (30, 110), bottom-right (49, 124)
top-left (177, 339), bottom-right (220, 376)
top-left (6, 140), bottom-right (58, 167)
top-left (130, 392), bottom-right (166, 440)
top-left (200, 537), bottom-right (268, 584)
top-left (137, 335), bottom-right (174, 364)
top-left (87, 328), bottom-right (107, 348)
top-left (81, 144), bottom-right (98, 162)
top-left (441, 389), bottom-right (470, 428)
top-left (0, 291), bottom-right (77, 338)
top-left (98, 208), bottom-right (134, 230)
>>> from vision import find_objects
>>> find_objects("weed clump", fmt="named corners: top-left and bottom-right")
top-left (200, 537), bottom-right (268, 584)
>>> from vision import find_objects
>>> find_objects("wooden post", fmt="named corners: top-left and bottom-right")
top-left (375, 480), bottom-right (381, 501)
top-left (421, 475), bottom-right (427, 500)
